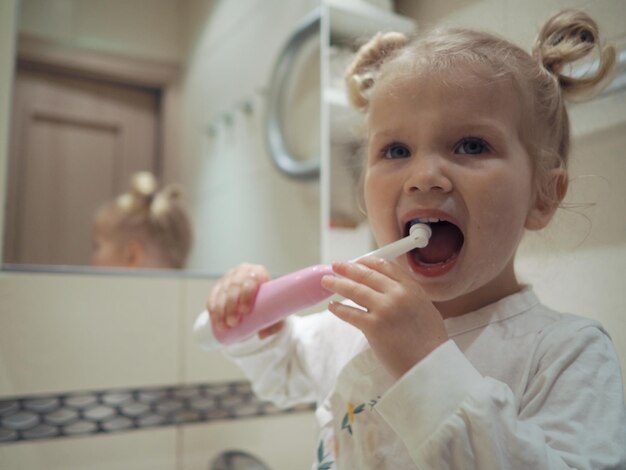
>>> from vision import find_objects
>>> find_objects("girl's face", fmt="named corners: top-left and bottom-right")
top-left (91, 231), bottom-right (128, 267)
top-left (364, 67), bottom-right (543, 317)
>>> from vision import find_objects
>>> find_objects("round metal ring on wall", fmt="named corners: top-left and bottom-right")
top-left (211, 450), bottom-right (271, 470)
top-left (264, 7), bottom-right (321, 179)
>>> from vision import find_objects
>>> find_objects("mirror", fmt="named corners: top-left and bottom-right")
top-left (2, 0), bottom-right (321, 276)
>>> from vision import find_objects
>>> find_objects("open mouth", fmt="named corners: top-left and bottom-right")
top-left (405, 218), bottom-right (464, 275)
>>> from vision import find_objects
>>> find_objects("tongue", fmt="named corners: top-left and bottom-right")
top-left (415, 222), bottom-right (463, 264)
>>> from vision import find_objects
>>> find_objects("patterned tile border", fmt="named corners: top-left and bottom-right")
top-left (0, 382), bottom-right (314, 444)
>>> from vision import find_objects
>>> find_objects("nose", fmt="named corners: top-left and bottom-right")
top-left (404, 152), bottom-right (453, 194)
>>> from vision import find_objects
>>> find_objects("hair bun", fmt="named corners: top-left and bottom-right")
top-left (151, 186), bottom-right (182, 218)
top-left (116, 171), bottom-right (158, 211)
top-left (345, 32), bottom-right (409, 111)
top-left (131, 172), bottom-right (158, 198)
top-left (533, 9), bottom-right (616, 100)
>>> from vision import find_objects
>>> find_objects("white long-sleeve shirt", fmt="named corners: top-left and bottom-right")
top-left (219, 288), bottom-right (626, 469)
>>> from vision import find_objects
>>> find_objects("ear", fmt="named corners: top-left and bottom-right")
top-left (525, 168), bottom-right (568, 231)
top-left (124, 240), bottom-right (145, 268)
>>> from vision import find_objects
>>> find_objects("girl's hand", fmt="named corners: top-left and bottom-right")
top-left (321, 257), bottom-right (448, 379)
top-left (207, 263), bottom-right (284, 340)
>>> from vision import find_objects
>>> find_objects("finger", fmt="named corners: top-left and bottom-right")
top-left (357, 256), bottom-right (404, 282)
top-left (237, 279), bottom-right (260, 315)
top-left (207, 264), bottom-right (271, 330)
top-left (221, 265), bottom-right (266, 325)
top-left (321, 273), bottom-right (379, 308)
top-left (224, 283), bottom-right (243, 327)
top-left (332, 261), bottom-right (389, 293)
top-left (237, 266), bottom-right (270, 313)
top-left (328, 300), bottom-right (369, 331)
top-left (208, 264), bottom-right (239, 314)
top-left (212, 287), bottom-right (229, 331)
top-left (240, 263), bottom-right (270, 284)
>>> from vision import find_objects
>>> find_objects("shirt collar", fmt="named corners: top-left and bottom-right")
top-left (443, 285), bottom-right (539, 338)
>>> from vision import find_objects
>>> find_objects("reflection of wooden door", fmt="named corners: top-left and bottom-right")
top-left (4, 65), bottom-right (160, 266)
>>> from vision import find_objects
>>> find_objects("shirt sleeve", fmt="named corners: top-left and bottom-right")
top-left (222, 316), bottom-right (318, 408)
top-left (223, 310), bottom-right (363, 409)
top-left (375, 326), bottom-right (626, 469)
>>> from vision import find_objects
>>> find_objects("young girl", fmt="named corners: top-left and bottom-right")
top-left (92, 172), bottom-right (193, 269)
top-left (203, 10), bottom-right (626, 468)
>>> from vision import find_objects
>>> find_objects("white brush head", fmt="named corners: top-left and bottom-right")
top-left (409, 223), bottom-right (432, 249)
top-left (353, 222), bottom-right (432, 261)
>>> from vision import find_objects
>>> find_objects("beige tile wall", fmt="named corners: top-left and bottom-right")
top-left (0, 428), bottom-right (177, 470)
top-left (180, 414), bottom-right (318, 470)
top-left (0, 271), bottom-right (317, 469)
top-left (0, 272), bottom-right (181, 396)
top-left (396, 0), bottom-right (626, 44)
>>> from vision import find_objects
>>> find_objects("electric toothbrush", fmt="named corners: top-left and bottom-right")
top-left (193, 223), bottom-right (432, 350)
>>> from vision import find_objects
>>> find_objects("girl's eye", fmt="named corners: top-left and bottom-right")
top-left (384, 144), bottom-right (411, 159)
top-left (455, 138), bottom-right (489, 155)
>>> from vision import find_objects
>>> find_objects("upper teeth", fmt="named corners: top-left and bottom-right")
top-left (414, 218), bottom-right (440, 224)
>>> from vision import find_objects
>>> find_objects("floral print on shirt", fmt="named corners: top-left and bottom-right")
top-left (317, 438), bottom-right (334, 470)
top-left (341, 396), bottom-right (381, 435)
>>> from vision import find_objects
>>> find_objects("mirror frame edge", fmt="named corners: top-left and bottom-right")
top-left (0, 0), bottom-right (18, 266)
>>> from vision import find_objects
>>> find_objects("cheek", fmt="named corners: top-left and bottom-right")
top-left (363, 170), bottom-right (396, 244)
top-left (471, 172), bottom-right (533, 245)
top-left (94, 241), bottom-right (124, 266)
top-left (91, 250), bottom-right (107, 266)
top-left (363, 171), bottom-right (393, 217)
top-left (363, 170), bottom-right (378, 214)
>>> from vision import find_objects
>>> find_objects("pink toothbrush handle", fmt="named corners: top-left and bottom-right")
top-left (194, 225), bottom-right (431, 350)
top-left (211, 264), bottom-right (334, 346)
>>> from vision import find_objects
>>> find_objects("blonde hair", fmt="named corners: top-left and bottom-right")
top-left (345, 9), bottom-right (616, 207)
top-left (94, 172), bottom-right (193, 269)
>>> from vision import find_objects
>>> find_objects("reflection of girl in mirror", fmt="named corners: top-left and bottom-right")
top-left (91, 172), bottom-right (193, 269)
top-left (204, 9), bottom-right (625, 469)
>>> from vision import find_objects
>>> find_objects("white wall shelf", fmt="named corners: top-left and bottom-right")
top-left (325, 0), bottom-right (415, 43)
top-left (320, 1), bottom-right (416, 263)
